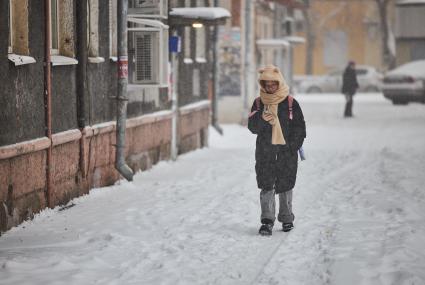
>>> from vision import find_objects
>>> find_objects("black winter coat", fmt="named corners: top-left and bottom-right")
top-left (248, 97), bottom-right (306, 193)
top-left (341, 66), bottom-right (359, 95)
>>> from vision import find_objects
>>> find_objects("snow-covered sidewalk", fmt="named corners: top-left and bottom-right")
top-left (1, 94), bottom-right (425, 285)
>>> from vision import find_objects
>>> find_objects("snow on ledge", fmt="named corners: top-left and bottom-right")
top-left (170, 7), bottom-right (231, 20)
top-left (88, 57), bottom-right (105, 64)
top-left (51, 55), bottom-right (78, 66)
top-left (196, 57), bottom-right (207, 63)
top-left (397, 0), bottom-right (425, 5)
top-left (8, 54), bottom-right (36, 66)
top-left (179, 100), bottom-right (210, 115)
top-left (257, 38), bottom-right (290, 48)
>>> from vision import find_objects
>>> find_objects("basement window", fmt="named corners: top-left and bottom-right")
top-left (7, 0), bottom-right (36, 66)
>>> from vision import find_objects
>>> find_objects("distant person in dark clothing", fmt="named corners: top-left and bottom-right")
top-left (341, 61), bottom-right (359, 117)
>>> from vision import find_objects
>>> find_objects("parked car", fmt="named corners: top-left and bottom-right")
top-left (382, 60), bottom-right (425, 105)
top-left (296, 65), bottom-right (383, 94)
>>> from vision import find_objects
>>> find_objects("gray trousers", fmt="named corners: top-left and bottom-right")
top-left (260, 189), bottom-right (294, 224)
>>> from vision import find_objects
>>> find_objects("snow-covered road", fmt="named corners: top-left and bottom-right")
top-left (1, 94), bottom-right (424, 285)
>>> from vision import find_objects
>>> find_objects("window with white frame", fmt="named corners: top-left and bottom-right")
top-left (88, 0), bottom-right (100, 58)
top-left (51, 0), bottom-right (59, 55)
top-left (184, 27), bottom-right (191, 60)
top-left (109, 0), bottom-right (117, 58)
top-left (8, 1), bottom-right (12, 53)
top-left (195, 27), bottom-right (206, 61)
top-left (8, 0), bottom-right (30, 56)
top-left (48, 0), bottom-right (77, 64)
top-left (128, 0), bottom-right (168, 18)
top-left (127, 18), bottom-right (169, 86)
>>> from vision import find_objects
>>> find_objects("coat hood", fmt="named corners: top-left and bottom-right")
top-left (258, 65), bottom-right (287, 89)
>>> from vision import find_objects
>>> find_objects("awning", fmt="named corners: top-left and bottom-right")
top-left (397, 0), bottom-right (425, 6)
top-left (257, 39), bottom-right (290, 48)
top-left (257, 36), bottom-right (305, 49)
top-left (169, 7), bottom-right (231, 26)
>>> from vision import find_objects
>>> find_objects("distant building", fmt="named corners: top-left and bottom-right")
top-left (394, 0), bottom-right (425, 65)
top-left (293, 0), bottom-right (393, 75)
top-left (217, 0), bottom-right (301, 124)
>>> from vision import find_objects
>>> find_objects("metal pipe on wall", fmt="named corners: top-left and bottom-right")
top-left (170, 32), bottom-right (179, 161)
top-left (76, 0), bottom-right (88, 177)
top-left (242, 0), bottom-right (252, 124)
top-left (211, 0), bottom-right (223, 135)
top-left (44, 0), bottom-right (53, 207)
top-left (115, 0), bottom-right (134, 181)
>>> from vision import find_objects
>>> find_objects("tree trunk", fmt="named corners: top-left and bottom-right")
top-left (376, 0), bottom-right (396, 70)
top-left (303, 8), bottom-right (315, 75)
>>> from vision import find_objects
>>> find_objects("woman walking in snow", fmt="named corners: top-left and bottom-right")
top-left (248, 65), bottom-right (306, 236)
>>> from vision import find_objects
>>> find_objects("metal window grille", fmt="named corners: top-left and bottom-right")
top-left (134, 32), bottom-right (156, 83)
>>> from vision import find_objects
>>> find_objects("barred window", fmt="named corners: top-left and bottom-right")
top-left (133, 32), bottom-right (158, 84)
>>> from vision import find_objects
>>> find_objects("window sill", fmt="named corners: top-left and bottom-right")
top-left (8, 54), bottom-right (36, 66)
top-left (88, 57), bottom-right (105, 63)
top-left (196, 57), bottom-right (207, 63)
top-left (51, 55), bottom-right (78, 66)
top-left (184, 58), bottom-right (193, 64)
top-left (110, 56), bottom-right (118, 62)
top-left (128, 83), bottom-right (168, 90)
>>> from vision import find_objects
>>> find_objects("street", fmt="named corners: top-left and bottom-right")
top-left (1, 94), bottom-right (424, 285)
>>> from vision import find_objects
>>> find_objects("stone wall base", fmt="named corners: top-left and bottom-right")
top-left (0, 102), bottom-right (210, 233)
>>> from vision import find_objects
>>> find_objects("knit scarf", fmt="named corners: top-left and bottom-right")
top-left (258, 66), bottom-right (290, 145)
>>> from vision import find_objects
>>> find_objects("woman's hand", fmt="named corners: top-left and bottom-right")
top-left (262, 113), bottom-right (276, 125)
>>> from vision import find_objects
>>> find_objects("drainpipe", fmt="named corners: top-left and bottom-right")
top-left (44, 0), bottom-right (53, 207)
top-left (211, 0), bottom-right (223, 135)
top-left (76, 0), bottom-right (87, 177)
top-left (170, 32), bottom-right (179, 161)
top-left (242, 0), bottom-right (252, 124)
top-left (115, 0), bottom-right (133, 181)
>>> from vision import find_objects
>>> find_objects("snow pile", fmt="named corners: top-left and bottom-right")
top-left (0, 94), bottom-right (424, 285)
top-left (386, 60), bottom-right (425, 77)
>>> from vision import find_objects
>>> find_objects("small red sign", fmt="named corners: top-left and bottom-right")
top-left (118, 56), bottom-right (128, 79)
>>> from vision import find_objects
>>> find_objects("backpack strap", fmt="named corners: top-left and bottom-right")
top-left (251, 96), bottom-right (294, 120)
top-left (288, 95), bottom-right (293, 120)
top-left (255, 97), bottom-right (261, 110)
top-left (248, 97), bottom-right (262, 118)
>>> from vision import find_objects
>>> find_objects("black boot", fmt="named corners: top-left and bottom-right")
top-left (282, 222), bottom-right (294, 232)
top-left (259, 223), bottom-right (273, 236)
